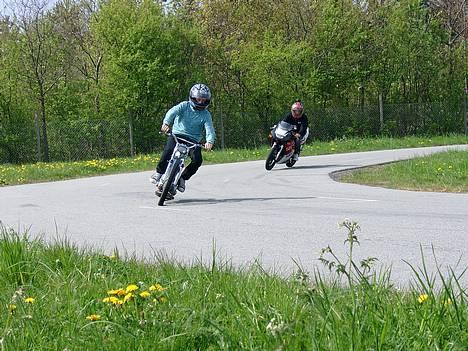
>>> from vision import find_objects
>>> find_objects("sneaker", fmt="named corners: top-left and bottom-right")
top-left (177, 178), bottom-right (186, 193)
top-left (149, 172), bottom-right (163, 184)
top-left (292, 153), bottom-right (299, 161)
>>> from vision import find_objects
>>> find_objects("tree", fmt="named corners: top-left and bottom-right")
top-left (9, 0), bottom-right (67, 161)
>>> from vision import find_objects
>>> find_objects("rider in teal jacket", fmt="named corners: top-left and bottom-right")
top-left (163, 101), bottom-right (215, 145)
top-left (150, 83), bottom-right (216, 193)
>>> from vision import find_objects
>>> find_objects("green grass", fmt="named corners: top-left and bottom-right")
top-left (0, 134), bottom-right (466, 186)
top-left (338, 150), bottom-right (468, 193)
top-left (0, 221), bottom-right (466, 350)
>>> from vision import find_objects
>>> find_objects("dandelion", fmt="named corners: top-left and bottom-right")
top-left (123, 293), bottom-right (134, 303)
top-left (86, 314), bottom-right (101, 321)
top-left (126, 284), bottom-right (139, 293)
top-left (139, 291), bottom-right (151, 298)
top-left (24, 297), bottom-right (35, 304)
top-left (418, 294), bottom-right (429, 304)
top-left (149, 284), bottom-right (165, 292)
top-left (103, 296), bottom-right (120, 304)
top-left (107, 289), bottom-right (125, 296)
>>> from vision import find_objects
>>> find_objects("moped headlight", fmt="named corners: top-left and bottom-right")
top-left (174, 151), bottom-right (181, 158)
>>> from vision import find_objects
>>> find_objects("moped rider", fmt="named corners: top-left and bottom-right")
top-left (150, 83), bottom-right (216, 194)
top-left (278, 100), bottom-right (309, 161)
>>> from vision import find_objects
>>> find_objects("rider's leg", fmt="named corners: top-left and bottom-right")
top-left (156, 137), bottom-right (176, 174)
top-left (182, 147), bottom-right (203, 180)
top-left (151, 138), bottom-right (176, 184)
top-left (293, 138), bottom-right (300, 160)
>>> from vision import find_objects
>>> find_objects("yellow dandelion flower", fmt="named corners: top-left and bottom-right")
top-left (418, 294), bottom-right (429, 304)
top-left (149, 284), bottom-right (165, 292)
top-left (103, 296), bottom-right (120, 304)
top-left (126, 284), bottom-right (139, 293)
top-left (158, 297), bottom-right (168, 303)
top-left (123, 293), bottom-right (134, 302)
top-left (86, 314), bottom-right (101, 321)
top-left (24, 297), bottom-right (35, 304)
top-left (107, 289), bottom-right (120, 295)
top-left (114, 299), bottom-right (124, 305)
top-left (139, 291), bottom-right (151, 298)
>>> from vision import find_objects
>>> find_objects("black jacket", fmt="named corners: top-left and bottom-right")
top-left (281, 112), bottom-right (309, 137)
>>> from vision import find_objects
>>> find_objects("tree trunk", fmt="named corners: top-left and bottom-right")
top-left (39, 95), bottom-right (50, 162)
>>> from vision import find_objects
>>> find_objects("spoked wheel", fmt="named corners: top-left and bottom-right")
top-left (265, 147), bottom-right (278, 171)
top-left (158, 164), bottom-right (179, 206)
top-left (286, 158), bottom-right (296, 168)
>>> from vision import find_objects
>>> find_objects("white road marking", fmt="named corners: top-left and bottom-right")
top-left (316, 196), bottom-right (377, 202)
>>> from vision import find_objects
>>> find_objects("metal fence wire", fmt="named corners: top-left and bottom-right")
top-left (0, 101), bottom-right (466, 164)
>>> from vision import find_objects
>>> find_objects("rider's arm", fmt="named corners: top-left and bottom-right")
top-left (204, 113), bottom-right (216, 145)
top-left (299, 114), bottom-right (309, 136)
top-left (162, 102), bottom-right (185, 127)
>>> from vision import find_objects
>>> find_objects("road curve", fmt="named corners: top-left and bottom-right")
top-left (1, 145), bottom-right (467, 286)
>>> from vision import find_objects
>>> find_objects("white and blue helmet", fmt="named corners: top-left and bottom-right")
top-left (189, 83), bottom-right (211, 110)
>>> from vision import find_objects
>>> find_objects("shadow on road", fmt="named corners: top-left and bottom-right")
top-left (173, 196), bottom-right (317, 205)
top-left (273, 164), bottom-right (358, 171)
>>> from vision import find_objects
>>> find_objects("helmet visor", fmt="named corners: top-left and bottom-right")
top-left (292, 109), bottom-right (303, 118)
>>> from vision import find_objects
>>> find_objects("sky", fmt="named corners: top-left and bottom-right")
top-left (1, 0), bottom-right (57, 17)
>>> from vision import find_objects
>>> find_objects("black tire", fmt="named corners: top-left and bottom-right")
top-left (286, 158), bottom-right (296, 168)
top-left (158, 161), bottom-right (180, 206)
top-left (265, 147), bottom-right (278, 171)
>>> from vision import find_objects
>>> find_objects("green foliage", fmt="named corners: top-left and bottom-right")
top-left (0, 0), bottom-right (466, 160)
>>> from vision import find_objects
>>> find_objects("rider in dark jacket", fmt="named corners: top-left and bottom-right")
top-left (280, 100), bottom-right (309, 160)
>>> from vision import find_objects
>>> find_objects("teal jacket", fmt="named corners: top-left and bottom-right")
top-left (163, 101), bottom-right (216, 144)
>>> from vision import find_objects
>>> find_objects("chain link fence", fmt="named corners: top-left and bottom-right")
top-left (0, 101), bottom-right (466, 164)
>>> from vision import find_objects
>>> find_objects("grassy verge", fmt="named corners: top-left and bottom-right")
top-left (0, 221), bottom-right (466, 350)
top-left (0, 134), bottom-right (466, 186)
top-left (337, 150), bottom-right (468, 193)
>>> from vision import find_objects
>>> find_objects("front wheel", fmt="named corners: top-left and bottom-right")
top-left (158, 161), bottom-right (180, 206)
top-left (265, 146), bottom-right (278, 171)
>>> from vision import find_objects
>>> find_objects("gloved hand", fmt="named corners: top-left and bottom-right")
top-left (161, 124), bottom-right (170, 133)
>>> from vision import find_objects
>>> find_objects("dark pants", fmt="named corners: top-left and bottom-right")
top-left (156, 135), bottom-right (203, 181)
top-left (294, 137), bottom-right (301, 155)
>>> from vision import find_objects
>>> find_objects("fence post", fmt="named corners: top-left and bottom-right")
top-left (34, 112), bottom-right (41, 162)
top-left (128, 110), bottom-right (134, 157)
top-left (219, 105), bottom-right (225, 150)
top-left (464, 76), bottom-right (467, 136)
top-left (379, 93), bottom-right (384, 133)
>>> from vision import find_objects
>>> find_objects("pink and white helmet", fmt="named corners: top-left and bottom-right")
top-left (291, 100), bottom-right (304, 119)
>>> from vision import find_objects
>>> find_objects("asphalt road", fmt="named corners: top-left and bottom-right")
top-left (1, 145), bottom-right (467, 286)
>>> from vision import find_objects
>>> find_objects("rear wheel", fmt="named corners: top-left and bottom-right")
top-left (158, 162), bottom-right (180, 206)
top-left (286, 158), bottom-right (296, 168)
top-left (265, 146), bottom-right (278, 170)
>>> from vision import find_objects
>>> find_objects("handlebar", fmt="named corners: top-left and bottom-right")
top-left (160, 131), bottom-right (210, 150)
